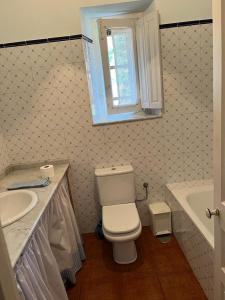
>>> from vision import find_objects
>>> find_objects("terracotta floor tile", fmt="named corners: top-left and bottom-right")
top-left (121, 274), bottom-right (164, 300)
top-left (80, 277), bottom-right (121, 300)
top-left (159, 271), bottom-right (207, 300)
top-left (67, 227), bottom-right (207, 300)
top-left (152, 246), bottom-right (191, 275)
top-left (83, 234), bottom-right (110, 260)
top-left (81, 259), bottom-right (123, 282)
top-left (66, 281), bottom-right (81, 300)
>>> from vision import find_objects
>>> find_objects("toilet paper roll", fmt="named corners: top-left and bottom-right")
top-left (40, 165), bottom-right (55, 179)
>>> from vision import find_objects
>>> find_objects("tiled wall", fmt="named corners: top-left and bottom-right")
top-left (0, 24), bottom-right (213, 233)
top-left (0, 133), bottom-right (8, 175)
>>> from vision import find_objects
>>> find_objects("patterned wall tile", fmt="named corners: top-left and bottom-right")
top-left (28, 44), bottom-right (53, 68)
top-left (49, 40), bottom-right (84, 65)
top-left (201, 47), bottom-right (213, 70)
top-left (87, 142), bottom-right (110, 169)
top-left (164, 94), bottom-right (183, 114)
top-left (179, 48), bottom-right (201, 72)
top-left (201, 68), bottom-right (213, 96)
top-left (202, 93), bottom-right (213, 112)
top-left (163, 134), bottom-right (185, 183)
top-left (0, 92), bottom-right (29, 115)
top-left (60, 105), bottom-right (92, 127)
top-left (180, 70), bottom-right (202, 95)
top-left (182, 113), bottom-right (203, 153)
top-left (27, 89), bottom-right (63, 112)
top-left (6, 130), bottom-right (67, 164)
top-left (0, 133), bottom-right (9, 175)
top-left (179, 25), bottom-right (201, 49)
top-left (162, 113), bottom-right (183, 136)
top-left (0, 23), bottom-right (213, 233)
top-left (122, 140), bottom-right (145, 162)
top-left (70, 154), bottom-right (94, 176)
top-left (136, 200), bottom-right (150, 226)
top-left (162, 49), bottom-right (180, 73)
top-left (32, 66), bottom-right (56, 91)
top-left (104, 121), bottom-right (144, 144)
top-left (1, 111), bottom-right (35, 136)
top-left (202, 150), bottom-right (213, 180)
top-left (200, 24), bottom-right (213, 49)
top-left (58, 82), bottom-right (91, 107)
top-left (142, 118), bottom-right (163, 139)
top-left (161, 28), bottom-right (179, 51)
top-left (104, 141), bottom-right (130, 166)
top-left (183, 150), bottom-right (203, 181)
top-left (0, 67), bottom-right (33, 95)
top-left (0, 46), bottom-right (32, 71)
top-left (163, 71), bottom-right (180, 95)
top-left (179, 93), bottom-right (202, 114)
top-left (202, 112), bottom-right (213, 154)
top-left (69, 178), bottom-right (100, 233)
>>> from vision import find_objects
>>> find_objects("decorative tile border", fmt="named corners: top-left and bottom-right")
top-left (0, 34), bottom-right (93, 48)
top-left (0, 19), bottom-right (212, 48)
top-left (160, 19), bottom-right (213, 29)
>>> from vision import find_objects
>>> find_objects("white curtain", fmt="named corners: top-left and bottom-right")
top-left (46, 177), bottom-right (85, 284)
top-left (15, 175), bottom-right (85, 299)
top-left (15, 221), bottom-right (68, 300)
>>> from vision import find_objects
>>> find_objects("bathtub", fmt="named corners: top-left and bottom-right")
top-left (166, 180), bottom-right (214, 300)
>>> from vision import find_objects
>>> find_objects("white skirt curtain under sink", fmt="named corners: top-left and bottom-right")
top-left (15, 176), bottom-right (85, 300)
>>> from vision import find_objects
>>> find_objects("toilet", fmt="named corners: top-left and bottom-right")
top-left (95, 165), bottom-right (142, 264)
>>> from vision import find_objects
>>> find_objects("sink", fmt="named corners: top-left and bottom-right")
top-left (0, 190), bottom-right (38, 227)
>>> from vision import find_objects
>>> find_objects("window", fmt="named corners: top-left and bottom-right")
top-left (84, 11), bottom-right (163, 125)
top-left (99, 19), bottom-right (140, 114)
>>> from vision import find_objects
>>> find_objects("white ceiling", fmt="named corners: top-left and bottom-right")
top-left (81, 0), bottom-right (152, 18)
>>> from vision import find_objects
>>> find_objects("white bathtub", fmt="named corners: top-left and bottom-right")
top-left (169, 184), bottom-right (214, 248)
top-left (166, 180), bottom-right (214, 300)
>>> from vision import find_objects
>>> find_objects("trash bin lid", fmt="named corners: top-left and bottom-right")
top-left (148, 202), bottom-right (170, 214)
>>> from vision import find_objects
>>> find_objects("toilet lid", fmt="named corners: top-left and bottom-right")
top-left (103, 203), bottom-right (140, 234)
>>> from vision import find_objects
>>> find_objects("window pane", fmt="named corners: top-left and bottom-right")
top-left (107, 36), bottom-right (115, 67)
top-left (117, 67), bottom-right (130, 98)
top-left (106, 27), bottom-right (138, 108)
top-left (110, 69), bottom-right (118, 98)
top-left (113, 32), bottom-right (129, 66)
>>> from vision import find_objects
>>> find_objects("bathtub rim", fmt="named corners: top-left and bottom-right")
top-left (166, 183), bottom-right (214, 249)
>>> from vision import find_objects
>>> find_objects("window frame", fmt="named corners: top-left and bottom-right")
top-left (98, 18), bottom-right (141, 115)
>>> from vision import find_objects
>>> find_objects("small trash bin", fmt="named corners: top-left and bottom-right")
top-left (148, 202), bottom-right (172, 236)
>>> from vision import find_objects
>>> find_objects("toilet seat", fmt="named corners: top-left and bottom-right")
top-left (103, 222), bottom-right (142, 243)
top-left (102, 203), bottom-right (141, 243)
top-left (102, 203), bottom-right (140, 235)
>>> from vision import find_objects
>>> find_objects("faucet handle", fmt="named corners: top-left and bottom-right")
top-left (205, 208), bottom-right (220, 219)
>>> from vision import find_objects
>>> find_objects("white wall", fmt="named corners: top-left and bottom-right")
top-left (149, 0), bottom-right (212, 24)
top-left (0, 0), bottom-right (146, 43)
top-left (0, 0), bottom-right (211, 43)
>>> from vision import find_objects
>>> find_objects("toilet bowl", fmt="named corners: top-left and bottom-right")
top-left (102, 203), bottom-right (142, 263)
top-left (95, 165), bottom-right (142, 264)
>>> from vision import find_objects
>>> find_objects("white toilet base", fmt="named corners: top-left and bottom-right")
top-left (113, 241), bottom-right (137, 264)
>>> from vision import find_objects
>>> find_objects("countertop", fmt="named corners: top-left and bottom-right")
top-left (1, 163), bottom-right (69, 268)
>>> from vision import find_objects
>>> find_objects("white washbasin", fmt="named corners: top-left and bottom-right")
top-left (0, 190), bottom-right (38, 227)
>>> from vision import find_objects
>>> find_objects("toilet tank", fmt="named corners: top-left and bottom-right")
top-left (95, 165), bottom-right (136, 206)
